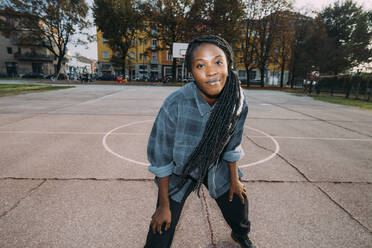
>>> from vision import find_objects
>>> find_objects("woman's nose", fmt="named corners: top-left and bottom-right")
top-left (206, 65), bottom-right (218, 77)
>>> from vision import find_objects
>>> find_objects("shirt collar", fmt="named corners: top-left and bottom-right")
top-left (191, 83), bottom-right (212, 117)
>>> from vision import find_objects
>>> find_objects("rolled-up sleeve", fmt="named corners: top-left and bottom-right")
top-left (147, 102), bottom-right (177, 178)
top-left (222, 101), bottom-right (248, 162)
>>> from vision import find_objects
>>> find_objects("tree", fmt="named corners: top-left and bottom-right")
top-left (288, 14), bottom-right (314, 88)
top-left (93, 0), bottom-right (144, 78)
top-left (141, 0), bottom-right (195, 81)
top-left (0, 0), bottom-right (90, 78)
top-left (319, 0), bottom-right (372, 74)
top-left (204, 0), bottom-right (245, 46)
top-left (241, 0), bottom-right (292, 87)
top-left (275, 11), bottom-right (294, 87)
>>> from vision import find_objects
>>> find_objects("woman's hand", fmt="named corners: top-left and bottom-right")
top-left (229, 179), bottom-right (247, 204)
top-left (227, 161), bottom-right (247, 204)
top-left (150, 206), bottom-right (171, 235)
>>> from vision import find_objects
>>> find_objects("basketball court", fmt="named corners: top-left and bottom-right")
top-left (0, 82), bottom-right (371, 247)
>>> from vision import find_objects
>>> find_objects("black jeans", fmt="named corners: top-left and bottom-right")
top-left (144, 176), bottom-right (251, 248)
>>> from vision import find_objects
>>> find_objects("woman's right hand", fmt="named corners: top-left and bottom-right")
top-left (150, 206), bottom-right (171, 234)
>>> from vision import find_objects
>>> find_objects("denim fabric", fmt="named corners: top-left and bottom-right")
top-left (147, 82), bottom-right (248, 202)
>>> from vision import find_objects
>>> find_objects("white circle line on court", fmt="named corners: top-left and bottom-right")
top-left (102, 120), bottom-right (152, 166)
top-left (240, 125), bottom-right (280, 168)
top-left (2, 130), bottom-right (371, 142)
top-left (102, 121), bottom-right (280, 168)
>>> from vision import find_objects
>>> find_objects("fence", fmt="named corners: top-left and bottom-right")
top-left (299, 74), bottom-right (372, 102)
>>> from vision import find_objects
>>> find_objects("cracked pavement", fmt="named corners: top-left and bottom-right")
top-left (0, 81), bottom-right (371, 248)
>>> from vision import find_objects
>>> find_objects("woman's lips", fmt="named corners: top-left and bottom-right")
top-left (206, 78), bottom-right (220, 85)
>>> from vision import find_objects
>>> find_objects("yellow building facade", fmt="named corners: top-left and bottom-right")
top-left (97, 30), bottom-right (175, 81)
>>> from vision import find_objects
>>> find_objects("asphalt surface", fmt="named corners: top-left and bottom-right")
top-left (0, 80), bottom-right (371, 248)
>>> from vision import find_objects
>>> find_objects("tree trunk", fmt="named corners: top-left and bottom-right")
top-left (259, 67), bottom-right (265, 88)
top-left (245, 65), bottom-right (251, 87)
top-left (53, 55), bottom-right (64, 81)
top-left (280, 59), bottom-right (285, 88)
top-left (122, 59), bottom-right (126, 79)
top-left (355, 78), bottom-right (361, 100)
top-left (345, 77), bottom-right (352, 98)
top-left (289, 61), bottom-right (295, 88)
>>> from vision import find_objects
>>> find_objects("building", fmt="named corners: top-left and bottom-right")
top-left (97, 30), bottom-right (177, 81)
top-left (66, 53), bottom-right (96, 79)
top-left (0, 33), bottom-right (56, 77)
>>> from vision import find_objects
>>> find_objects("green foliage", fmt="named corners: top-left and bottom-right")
top-left (319, 0), bottom-right (372, 73)
top-left (311, 95), bottom-right (372, 110)
top-left (204, 0), bottom-right (245, 46)
top-left (241, 0), bottom-right (292, 86)
top-left (93, 0), bottom-right (144, 75)
top-left (0, 84), bottom-right (73, 97)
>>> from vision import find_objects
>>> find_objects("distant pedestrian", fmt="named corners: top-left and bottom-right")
top-left (144, 35), bottom-right (255, 248)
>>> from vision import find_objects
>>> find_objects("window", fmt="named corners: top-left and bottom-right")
top-left (132, 39), bottom-right (135, 46)
top-left (18, 47), bottom-right (21, 53)
top-left (139, 39), bottom-right (142, 45)
top-left (144, 55), bottom-right (148, 60)
top-left (167, 51), bottom-right (172, 61)
top-left (102, 51), bottom-right (109, 59)
top-left (239, 57), bottom-right (243, 63)
top-left (132, 52), bottom-right (135, 59)
top-left (151, 64), bottom-right (158, 70)
top-left (238, 70), bottom-right (246, 78)
top-left (165, 68), bottom-right (172, 76)
top-left (152, 39), bottom-right (157, 47)
top-left (32, 63), bottom-right (42, 73)
top-left (249, 71), bottom-right (256, 80)
top-left (152, 53), bottom-right (157, 61)
top-left (7, 47), bottom-right (12, 54)
top-left (139, 53), bottom-right (143, 60)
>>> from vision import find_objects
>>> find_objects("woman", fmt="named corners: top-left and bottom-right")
top-left (144, 35), bottom-right (255, 248)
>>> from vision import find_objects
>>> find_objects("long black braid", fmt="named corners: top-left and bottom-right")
top-left (172, 35), bottom-right (243, 197)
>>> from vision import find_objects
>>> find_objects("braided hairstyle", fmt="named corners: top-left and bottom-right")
top-left (173, 35), bottom-right (243, 197)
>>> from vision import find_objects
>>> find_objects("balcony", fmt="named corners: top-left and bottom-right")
top-left (14, 52), bottom-right (54, 62)
top-left (150, 59), bottom-right (158, 65)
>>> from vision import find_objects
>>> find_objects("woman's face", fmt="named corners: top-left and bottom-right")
top-left (191, 43), bottom-right (228, 103)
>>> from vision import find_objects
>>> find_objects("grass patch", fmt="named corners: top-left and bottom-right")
top-left (310, 95), bottom-right (372, 110)
top-left (0, 84), bottom-right (73, 97)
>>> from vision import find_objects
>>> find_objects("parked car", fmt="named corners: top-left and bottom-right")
top-left (162, 76), bottom-right (172, 83)
top-left (182, 77), bottom-right (194, 83)
top-left (43, 73), bottom-right (67, 80)
top-left (241, 79), bottom-right (262, 87)
top-left (21, 73), bottom-right (45, 79)
top-left (97, 74), bottom-right (115, 81)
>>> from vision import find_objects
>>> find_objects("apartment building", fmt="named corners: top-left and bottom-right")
top-left (97, 30), bottom-right (178, 80)
top-left (0, 33), bottom-right (57, 77)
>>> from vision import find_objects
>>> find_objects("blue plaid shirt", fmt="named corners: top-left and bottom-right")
top-left (147, 82), bottom-right (248, 202)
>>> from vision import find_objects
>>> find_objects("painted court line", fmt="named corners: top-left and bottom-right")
top-left (102, 121), bottom-right (281, 168)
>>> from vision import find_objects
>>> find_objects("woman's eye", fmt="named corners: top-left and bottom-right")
top-left (216, 60), bottom-right (223, 65)
top-left (196, 64), bottom-right (205, 69)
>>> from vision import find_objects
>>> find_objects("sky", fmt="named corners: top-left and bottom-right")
top-left (67, 0), bottom-right (372, 61)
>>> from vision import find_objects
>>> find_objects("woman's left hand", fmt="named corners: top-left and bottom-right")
top-left (229, 180), bottom-right (247, 204)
